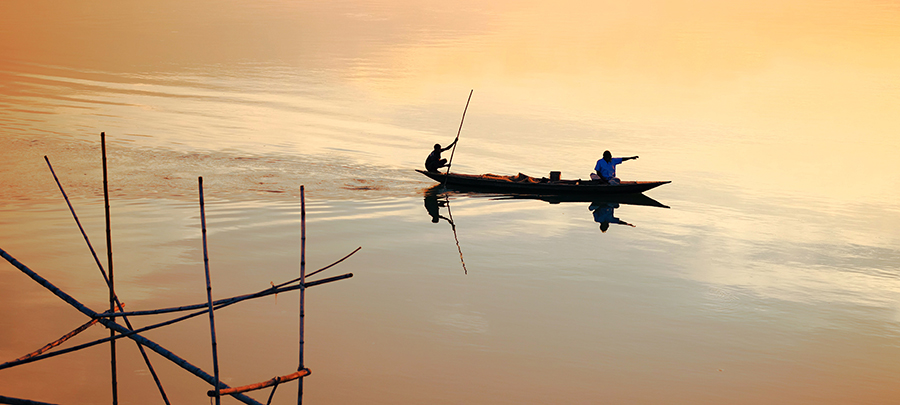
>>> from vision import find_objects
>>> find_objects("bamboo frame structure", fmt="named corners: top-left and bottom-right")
top-left (0, 134), bottom-right (358, 404)
top-left (0, 272), bottom-right (353, 372)
top-left (0, 248), bottom-right (266, 405)
top-left (45, 155), bottom-right (170, 404)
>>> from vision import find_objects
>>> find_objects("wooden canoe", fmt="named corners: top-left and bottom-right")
top-left (416, 169), bottom-right (670, 195)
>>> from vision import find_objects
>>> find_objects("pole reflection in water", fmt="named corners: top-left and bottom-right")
top-left (423, 184), bottom-right (670, 272)
top-left (424, 194), bottom-right (450, 224)
top-left (423, 192), bottom-right (467, 274)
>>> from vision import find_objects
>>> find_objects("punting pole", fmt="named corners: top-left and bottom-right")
top-left (101, 132), bottom-right (118, 405)
top-left (443, 89), bottom-right (473, 187)
top-left (298, 185), bottom-right (306, 405)
top-left (44, 156), bottom-right (171, 405)
top-left (0, 248), bottom-right (265, 405)
top-left (199, 177), bottom-right (222, 405)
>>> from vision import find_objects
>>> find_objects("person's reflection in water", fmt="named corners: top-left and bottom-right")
top-left (589, 202), bottom-right (635, 232)
top-left (424, 195), bottom-right (451, 223)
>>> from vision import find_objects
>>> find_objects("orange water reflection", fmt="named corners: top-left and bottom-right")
top-left (2, 0), bottom-right (900, 404)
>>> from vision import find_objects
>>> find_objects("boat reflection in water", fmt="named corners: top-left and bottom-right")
top-left (422, 185), bottom-right (669, 272)
top-left (423, 185), bottom-right (669, 232)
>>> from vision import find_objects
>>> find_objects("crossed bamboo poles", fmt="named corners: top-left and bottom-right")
top-left (0, 134), bottom-right (357, 405)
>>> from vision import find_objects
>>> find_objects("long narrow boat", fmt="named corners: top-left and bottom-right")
top-left (416, 169), bottom-right (670, 195)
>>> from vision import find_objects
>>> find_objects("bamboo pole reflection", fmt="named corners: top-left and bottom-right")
top-left (424, 192), bottom-right (468, 274)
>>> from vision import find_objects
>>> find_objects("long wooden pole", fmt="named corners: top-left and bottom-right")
top-left (0, 248), bottom-right (265, 405)
top-left (298, 185), bottom-right (306, 405)
top-left (101, 132), bottom-right (117, 405)
top-left (199, 177), bottom-right (222, 405)
top-left (442, 89), bottom-right (473, 187)
top-left (44, 156), bottom-right (171, 405)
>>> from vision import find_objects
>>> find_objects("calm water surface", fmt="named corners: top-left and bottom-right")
top-left (2, 1), bottom-right (900, 404)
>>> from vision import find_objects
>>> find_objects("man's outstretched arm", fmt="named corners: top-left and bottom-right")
top-left (442, 138), bottom-right (458, 151)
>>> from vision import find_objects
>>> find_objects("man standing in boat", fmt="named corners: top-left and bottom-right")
top-left (592, 150), bottom-right (638, 184)
top-left (425, 138), bottom-right (458, 172)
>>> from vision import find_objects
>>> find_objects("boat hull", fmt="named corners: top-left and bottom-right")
top-left (416, 170), bottom-right (670, 195)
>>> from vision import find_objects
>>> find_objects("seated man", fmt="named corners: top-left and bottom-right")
top-left (424, 138), bottom-right (458, 172)
top-left (592, 150), bottom-right (638, 184)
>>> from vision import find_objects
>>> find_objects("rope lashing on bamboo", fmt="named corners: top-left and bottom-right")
top-left (207, 369), bottom-right (311, 397)
top-left (46, 155), bottom-right (171, 405)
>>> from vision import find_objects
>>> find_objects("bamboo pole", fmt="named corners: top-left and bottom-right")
top-left (101, 132), bottom-right (117, 405)
top-left (295, 246), bottom-right (360, 282)
top-left (208, 369), bottom-right (310, 397)
top-left (0, 273), bottom-right (354, 372)
top-left (199, 177), bottom-right (222, 405)
top-left (442, 89), bottom-right (473, 187)
top-left (298, 185), bottom-right (306, 405)
top-left (104, 272), bottom-right (354, 320)
top-left (44, 156), bottom-right (171, 405)
top-left (12, 304), bottom-right (122, 363)
top-left (0, 248), bottom-right (265, 405)
top-left (0, 395), bottom-right (59, 405)
top-left (266, 383), bottom-right (279, 405)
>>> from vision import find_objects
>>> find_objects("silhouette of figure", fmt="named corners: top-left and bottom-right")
top-left (589, 202), bottom-right (635, 232)
top-left (425, 138), bottom-right (458, 172)
top-left (424, 195), bottom-right (451, 223)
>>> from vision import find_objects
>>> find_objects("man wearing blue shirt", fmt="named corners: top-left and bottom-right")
top-left (593, 150), bottom-right (638, 184)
